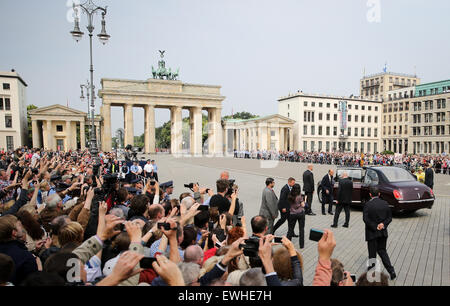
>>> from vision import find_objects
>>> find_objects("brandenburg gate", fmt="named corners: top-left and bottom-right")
top-left (98, 52), bottom-right (225, 156)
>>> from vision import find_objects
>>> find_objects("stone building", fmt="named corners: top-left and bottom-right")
top-left (0, 70), bottom-right (29, 150)
top-left (278, 92), bottom-right (382, 153)
top-left (222, 115), bottom-right (295, 154)
top-left (29, 105), bottom-right (101, 151)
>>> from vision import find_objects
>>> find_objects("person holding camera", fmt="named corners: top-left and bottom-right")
top-left (259, 178), bottom-right (278, 235)
top-left (209, 179), bottom-right (237, 215)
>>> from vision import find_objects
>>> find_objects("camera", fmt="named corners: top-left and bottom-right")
top-left (157, 222), bottom-right (171, 230)
top-left (239, 237), bottom-right (260, 258)
top-left (184, 183), bottom-right (198, 189)
top-left (226, 179), bottom-right (236, 196)
top-left (309, 229), bottom-right (324, 242)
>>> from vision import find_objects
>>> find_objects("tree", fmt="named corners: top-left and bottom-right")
top-left (222, 111), bottom-right (258, 120)
top-left (27, 104), bottom-right (38, 147)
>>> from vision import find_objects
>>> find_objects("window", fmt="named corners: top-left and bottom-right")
top-left (5, 98), bottom-right (10, 111)
top-left (375, 106), bottom-right (378, 111)
top-left (311, 126), bottom-right (315, 136)
top-left (361, 115), bottom-right (365, 123)
top-left (368, 128), bottom-right (371, 137)
top-left (355, 105), bottom-right (359, 110)
top-left (374, 128), bottom-right (378, 137)
top-left (56, 125), bottom-right (63, 132)
top-left (303, 125), bottom-right (308, 135)
top-left (348, 127), bottom-right (351, 136)
top-left (333, 114), bottom-right (338, 121)
top-left (348, 115), bottom-right (351, 122)
top-left (319, 102), bottom-right (323, 107)
top-left (368, 106), bottom-right (372, 111)
top-left (303, 141), bottom-right (307, 152)
top-left (287, 104), bottom-right (290, 110)
top-left (5, 115), bottom-right (12, 128)
top-left (318, 141), bottom-right (323, 151)
top-left (368, 116), bottom-right (371, 123)
top-left (6, 136), bottom-right (13, 151)
top-left (334, 104), bottom-right (338, 109)
top-left (318, 126), bottom-right (323, 136)
top-left (311, 141), bottom-right (315, 152)
top-left (355, 115), bottom-right (358, 122)
top-left (3, 83), bottom-right (10, 90)
top-left (375, 116), bottom-right (378, 123)
top-left (311, 102), bottom-right (316, 107)
top-left (319, 113), bottom-right (323, 120)
top-left (333, 127), bottom-right (337, 136)
top-left (361, 128), bottom-right (365, 137)
top-left (326, 114), bottom-right (330, 121)
top-left (326, 126), bottom-right (330, 136)
top-left (304, 101), bottom-right (308, 106)
top-left (354, 128), bottom-right (358, 136)
top-left (362, 106), bottom-right (365, 111)
top-left (271, 130), bottom-right (275, 137)
top-left (326, 103), bottom-right (330, 108)
top-left (0, 98), bottom-right (3, 110)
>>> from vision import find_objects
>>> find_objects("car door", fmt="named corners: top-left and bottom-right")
top-left (349, 169), bottom-right (363, 204)
top-left (361, 169), bottom-right (379, 203)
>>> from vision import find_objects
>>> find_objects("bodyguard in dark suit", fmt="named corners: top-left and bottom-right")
top-left (320, 169), bottom-right (335, 215)
top-left (302, 164), bottom-right (316, 215)
top-left (363, 186), bottom-right (396, 280)
top-left (331, 172), bottom-right (353, 228)
top-left (273, 178), bottom-right (297, 236)
top-left (425, 163), bottom-right (434, 190)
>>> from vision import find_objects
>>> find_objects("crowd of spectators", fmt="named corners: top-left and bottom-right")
top-left (0, 146), bottom-right (390, 287)
top-left (234, 149), bottom-right (450, 174)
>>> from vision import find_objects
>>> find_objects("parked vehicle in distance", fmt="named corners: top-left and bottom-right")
top-left (317, 166), bottom-right (435, 213)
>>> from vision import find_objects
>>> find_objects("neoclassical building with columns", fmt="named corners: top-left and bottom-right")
top-left (223, 115), bottom-right (295, 154)
top-left (29, 105), bottom-right (101, 151)
top-left (99, 78), bottom-right (225, 156)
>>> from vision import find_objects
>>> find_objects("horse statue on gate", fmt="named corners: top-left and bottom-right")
top-left (151, 50), bottom-right (180, 80)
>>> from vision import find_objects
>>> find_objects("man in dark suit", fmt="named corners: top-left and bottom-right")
top-left (273, 177), bottom-right (298, 236)
top-left (363, 186), bottom-right (396, 280)
top-left (302, 164), bottom-right (316, 215)
top-left (331, 172), bottom-right (353, 228)
top-left (425, 163), bottom-right (434, 190)
top-left (320, 169), bottom-right (335, 215)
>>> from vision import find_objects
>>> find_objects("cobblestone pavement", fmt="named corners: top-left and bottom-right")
top-left (143, 154), bottom-right (450, 286)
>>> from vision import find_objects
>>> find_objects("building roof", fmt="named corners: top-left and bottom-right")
top-left (224, 114), bottom-right (296, 124)
top-left (0, 71), bottom-right (28, 87)
top-left (278, 92), bottom-right (381, 103)
top-left (29, 104), bottom-right (102, 122)
top-left (361, 71), bottom-right (418, 80)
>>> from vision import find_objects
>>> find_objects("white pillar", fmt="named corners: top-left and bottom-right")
top-left (124, 104), bottom-right (134, 147)
top-left (171, 106), bottom-right (183, 156)
top-left (190, 106), bottom-right (203, 156)
top-left (145, 105), bottom-right (156, 154)
top-left (46, 120), bottom-right (53, 150)
top-left (259, 125), bottom-right (268, 151)
top-left (80, 119), bottom-right (86, 150)
top-left (279, 127), bottom-right (285, 151)
top-left (32, 120), bottom-right (41, 148)
top-left (66, 120), bottom-right (72, 150)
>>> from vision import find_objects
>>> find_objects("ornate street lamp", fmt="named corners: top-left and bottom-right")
top-left (70, 0), bottom-right (110, 155)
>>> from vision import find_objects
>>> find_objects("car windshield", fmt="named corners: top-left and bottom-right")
top-left (378, 167), bottom-right (416, 182)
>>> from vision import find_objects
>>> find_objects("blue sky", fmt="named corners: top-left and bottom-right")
top-left (1, 0), bottom-right (450, 135)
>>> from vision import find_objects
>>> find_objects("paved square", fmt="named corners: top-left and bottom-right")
top-left (145, 154), bottom-right (450, 286)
